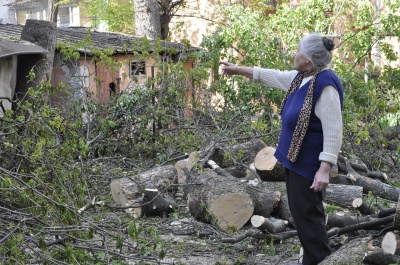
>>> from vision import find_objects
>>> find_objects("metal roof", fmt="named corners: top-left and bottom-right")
top-left (0, 40), bottom-right (47, 58)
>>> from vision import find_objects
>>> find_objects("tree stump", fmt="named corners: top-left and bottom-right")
top-left (254, 146), bottom-right (285, 181)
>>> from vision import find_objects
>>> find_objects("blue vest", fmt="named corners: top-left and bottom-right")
top-left (274, 69), bottom-right (344, 180)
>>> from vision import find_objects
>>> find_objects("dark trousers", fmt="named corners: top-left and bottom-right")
top-left (285, 168), bottom-right (332, 265)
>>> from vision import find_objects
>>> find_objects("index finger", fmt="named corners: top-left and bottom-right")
top-left (219, 61), bottom-right (230, 66)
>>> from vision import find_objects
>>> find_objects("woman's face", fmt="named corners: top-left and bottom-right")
top-left (294, 42), bottom-right (312, 72)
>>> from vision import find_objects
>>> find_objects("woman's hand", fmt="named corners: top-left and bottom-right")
top-left (219, 61), bottom-right (254, 79)
top-left (310, 161), bottom-right (331, 192)
top-left (219, 61), bottom-right (237, 76)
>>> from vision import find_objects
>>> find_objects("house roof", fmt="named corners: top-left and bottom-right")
top-left (0, 23), bottom-right (200, 55)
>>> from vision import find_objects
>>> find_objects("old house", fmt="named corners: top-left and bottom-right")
top-left (0, 22), bottom-right (199, 108)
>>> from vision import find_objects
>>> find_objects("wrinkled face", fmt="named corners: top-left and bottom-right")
top-left (294, 41), bottom-right (312, 72)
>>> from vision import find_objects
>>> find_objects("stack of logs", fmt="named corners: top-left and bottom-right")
top-left (110, 139), bottom-right (400, 265)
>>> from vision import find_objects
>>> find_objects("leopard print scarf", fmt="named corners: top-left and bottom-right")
top-left (278, 68), bottom-right (323, 162)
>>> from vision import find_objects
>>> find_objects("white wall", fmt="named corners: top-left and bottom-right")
top-left (0, 0), bottom-right (15, 24)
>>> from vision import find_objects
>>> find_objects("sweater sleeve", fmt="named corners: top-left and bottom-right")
top-left (253, 67), bottom-right (298, 91)
top-left (315, 85), bottom-right (342, 165)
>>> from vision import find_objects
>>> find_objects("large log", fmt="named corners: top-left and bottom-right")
top-left (330, 174), bottom-right (400, 202)
top-left (186, 168), bottom-right (280, 231)
top-left (265, 181), bottom-right (295, 227)
top-left (319, 236), bottom-right (373, 265)
top-left (254, 146), bottom-right (285, 181)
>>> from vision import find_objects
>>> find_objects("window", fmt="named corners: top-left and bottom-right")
top-left (130, 61), bottom-right (146, 76)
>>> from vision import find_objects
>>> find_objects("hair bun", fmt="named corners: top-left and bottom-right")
top-left (322, 37), bottom-right (334, 51)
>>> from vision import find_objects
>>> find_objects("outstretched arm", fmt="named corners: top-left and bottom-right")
top-left (219, 61), bottom-right (254, 79)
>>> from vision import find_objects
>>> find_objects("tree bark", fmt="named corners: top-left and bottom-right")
top-left (133, 0), bottom-right (161, 39)
top-left (48, 0), bottom-right (60, 23)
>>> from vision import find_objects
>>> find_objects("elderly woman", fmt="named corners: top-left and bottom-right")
top-left (220, 33), bottom-right (344, 265)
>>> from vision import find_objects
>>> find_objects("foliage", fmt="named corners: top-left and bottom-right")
top-left (80, 0), bottom-right (135, 34)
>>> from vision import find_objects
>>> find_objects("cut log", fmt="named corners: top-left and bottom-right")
top-left (363, 249), bottom-right (400, 265)
top-left (186, 168), bottom-right (280, 231)
top-left (352, 197), bottom-right (376, 215)
top-left (382, 231), bottom-right (400, 255)
top-left (319, 236), bottom-right (373, 265)
top-left (254, 146), bottom-right (285, 181)
top-left (329, 174), bottom-right (400, 202)
top-left (209, 139), bottom-right (266, 168)
top-left (324, 184), bottom-right (363, 207)
top-left (251, 215), bottom-right (288, 234)
top-left (110, 165), bottom-right (177, 208)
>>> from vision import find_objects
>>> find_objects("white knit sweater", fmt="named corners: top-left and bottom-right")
top-left (253, 67), bottom-right (343, 165)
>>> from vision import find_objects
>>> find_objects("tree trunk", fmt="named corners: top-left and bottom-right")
top-left (21, 19), bottom-right (56, 85)
top-left (133, 0), bottom-right (161, 39)
top-left (48, 0), bottom-right (59, 23)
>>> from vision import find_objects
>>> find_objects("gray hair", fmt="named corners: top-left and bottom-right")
top-left (298, 33), bottom-right (334, 69)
